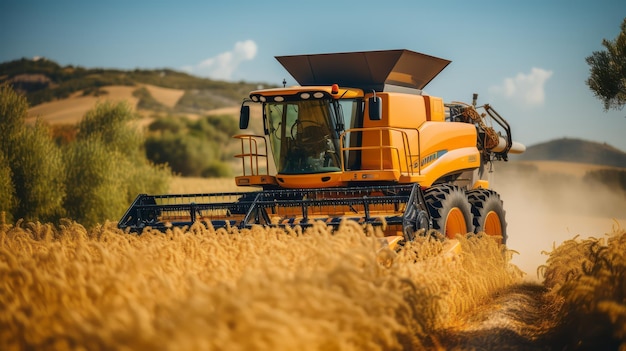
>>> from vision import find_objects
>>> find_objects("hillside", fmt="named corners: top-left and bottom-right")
top-left (0, 57), bottom-right (273, 116)
top-left (514, 137), bottom-right (626, 168)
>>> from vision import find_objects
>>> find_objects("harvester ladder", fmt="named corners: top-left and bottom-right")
top-left (233, 134), bottom-right (270, 176)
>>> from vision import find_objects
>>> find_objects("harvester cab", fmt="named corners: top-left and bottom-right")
top-left (119, 49), bottom-right (525, 247)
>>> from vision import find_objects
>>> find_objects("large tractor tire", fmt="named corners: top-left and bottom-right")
top-left (467, 188), bottom-right (507, 244)
top-left (424, 184), bottom-right (473, 239)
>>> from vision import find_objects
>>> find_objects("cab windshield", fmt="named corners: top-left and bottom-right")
top-left (265, 99), bottom-right (353, 174)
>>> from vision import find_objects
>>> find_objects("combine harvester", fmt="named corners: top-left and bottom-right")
top-left (119, 49), bottom-right (525, 248)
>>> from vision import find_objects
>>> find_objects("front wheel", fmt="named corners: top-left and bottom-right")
top-left (467, 189), bottom-right (507, 244)
top-left (424, 185), bottom-right (473, 239)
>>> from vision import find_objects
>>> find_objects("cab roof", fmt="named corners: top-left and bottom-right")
top-left (276, 49), bottom-right (451, 93)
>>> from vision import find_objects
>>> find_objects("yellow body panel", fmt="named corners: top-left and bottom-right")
top-left (423, 95), bottom-right (445, 121)
top-left (418, 147), bottom-right (480, 187)
top-left (239, 87), bottom-right (481, 189)
top-left (360, 92), bottom-right (425, 172)
top-left (352, 93), bottom-right (480, 187)
top-left (416, 121), bottom-right (480, 187)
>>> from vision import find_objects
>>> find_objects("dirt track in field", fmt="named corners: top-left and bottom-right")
top-left (433, 283), bottom-right (558, 350)
top-left (429, 160), bottom-right (626, 350)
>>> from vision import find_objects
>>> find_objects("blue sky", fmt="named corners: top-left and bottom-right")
top-left (2, 0), bottom-right (626, 151)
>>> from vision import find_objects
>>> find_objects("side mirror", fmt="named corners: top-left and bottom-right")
top-left (239, 105), bottom-right (250, 129)
top-left (368, 96), bottom-right (382, 121)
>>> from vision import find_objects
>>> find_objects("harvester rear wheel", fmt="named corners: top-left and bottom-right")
top-left (467, 189), bottom-right (507, 244)
top-left (424, 185), bottom-right (473, 239)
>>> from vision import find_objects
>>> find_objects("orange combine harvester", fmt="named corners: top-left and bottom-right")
top-left (119, 49), bottom-right (525, 247)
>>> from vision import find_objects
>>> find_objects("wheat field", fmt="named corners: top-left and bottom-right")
top-left (0, 214), bottom-right (527, 350)
top-left (2, 172), bottom-right (625, 349)
top-left (539, 227), bottom-right (626, 349)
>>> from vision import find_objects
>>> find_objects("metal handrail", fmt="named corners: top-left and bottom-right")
top-left (233, 134), bottom-right (270, 176)
top-left (339, 127), bottom-right (421, 175)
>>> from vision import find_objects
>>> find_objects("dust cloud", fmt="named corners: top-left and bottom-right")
top-left (491, 161), bottom-right (626, 280)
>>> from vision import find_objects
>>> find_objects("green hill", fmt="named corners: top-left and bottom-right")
top-left (515, 137), bottom-right (626, 168)
top-left (0, 57), bottom-right (273, 113)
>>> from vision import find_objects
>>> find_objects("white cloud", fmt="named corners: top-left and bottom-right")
top-left (489, 67), bottom-right (553, 106)
top-left (182, 40), bottom-right (258, 80)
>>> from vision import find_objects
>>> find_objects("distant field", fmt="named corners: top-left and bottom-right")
top-left (26, 84), bottom-right (191, 125)
top-left (143, 84), bottom-right (185, 108)
top-left (168, 176), bottom-right (248, 194)
top-left (27, 86), bottom-right (137, 124)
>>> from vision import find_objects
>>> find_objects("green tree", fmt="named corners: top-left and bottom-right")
top-left (64, 101), bottom-right (170, 227)
top-left (586, 18), bottom-right (626, 110)
top-left (144, 114), bottom-right (236, 177)
top-left (11, 121), bottom-right (66, 221)
top-left (0, 85), bottom-right (170, 226)
top-left (147, 115), bottom-right (186, 134)
top-left (77, 101), bottom-right (143, 158)
top-left (0, 82), bottom-right (27, 152)
top-left (0, 83), bottom-right (22, 221)
top-left (0, 83), bottom-right (65, 222)
top-left (145, 132), bottom-right (218, 177)
top-left (0, 151), bottom-right (16, 222)
top-left (63, 138), bottom-right (129, 227)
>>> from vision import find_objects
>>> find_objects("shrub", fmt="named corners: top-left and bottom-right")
top-left (0, 151), bottom-right (16, 222)
top-left (205, 114), bottom-right (239, 137)
top-left (121, 158), bottom-right (170, 205)
top-left (64, 101), bottom-right (171, 226)
top-left (77, 101), bottom-right (143, 160)
top-left (0, 83), bottom-right (65, 222)
top-left (144, 114), bottom-right (237, 177)
top-left (0, 83), bottom-right (22, 221)
top-left (202, 161), bottom-right (233, 178)
top-left (63, 138), bottom-right (128, 227)
top-left (0, 84), bottom-right (170, 226)
top-left (147, 115), bottom-right (186, 134)
top-left (10, 121), bottom-right (66, 222)
top-left (145, 132), bottom-right (218, 177)
top-left (50, 123), bottom-right (78, 146)
top-left (0, 82), bottom-right (27, 153)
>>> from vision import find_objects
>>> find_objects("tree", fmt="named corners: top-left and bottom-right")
top-left (0, 84), bottom-right (171, 227)
top-left (0, 151), bottom-right (16, 222)
top-left (0, 83), bottom-right (66, 222)
top-left (64, 101), bottom-right (170, 227)
top-left (586, 18), bottom-right (626, 111)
